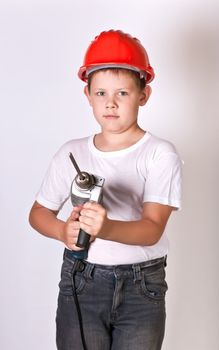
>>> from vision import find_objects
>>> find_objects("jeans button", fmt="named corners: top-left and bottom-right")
top-left (75, 261), bottom-right (85, 272)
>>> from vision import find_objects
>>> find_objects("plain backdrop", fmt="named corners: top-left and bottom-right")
top-left (1, 1), bottom-right (219, 349)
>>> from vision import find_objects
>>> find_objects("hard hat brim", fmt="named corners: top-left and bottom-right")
top-left (78, 63), bottom-right (153, 83)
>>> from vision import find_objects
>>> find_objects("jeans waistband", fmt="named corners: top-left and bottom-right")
top-left (64, 248), bottom-right (167, 271)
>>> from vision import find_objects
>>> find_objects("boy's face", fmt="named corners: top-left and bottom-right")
top-left (84, 70), bottom-right (151, 135)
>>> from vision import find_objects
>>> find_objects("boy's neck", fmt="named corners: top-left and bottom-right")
top-left (94, 128), bottom-right (146, 152)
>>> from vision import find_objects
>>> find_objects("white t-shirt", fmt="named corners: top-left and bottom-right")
top-left (36, 132), bottom-right (182, 265)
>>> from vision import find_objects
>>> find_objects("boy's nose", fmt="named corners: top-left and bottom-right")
top-left (106, 96), bottom-right (117, 109)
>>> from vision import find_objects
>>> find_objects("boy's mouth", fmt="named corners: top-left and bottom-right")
top-left (103, 114), bottom-right (119, 119)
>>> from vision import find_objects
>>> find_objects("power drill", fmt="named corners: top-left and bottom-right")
top-left (69, 152), bottom-right (105, 259)
top-left (68, 152), bottom-right (105, 349)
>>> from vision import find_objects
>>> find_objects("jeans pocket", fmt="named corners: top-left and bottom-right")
top-left (58, 258), bottom-right (86, 296)
top-left (140, 265), bottom-right (168, 302)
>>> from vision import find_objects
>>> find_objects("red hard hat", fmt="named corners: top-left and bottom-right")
top-left (78, 30), bottom-right (155, 84)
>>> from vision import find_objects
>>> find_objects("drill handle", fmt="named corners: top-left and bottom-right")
top-left (76, 229), bottom-right (90, 250)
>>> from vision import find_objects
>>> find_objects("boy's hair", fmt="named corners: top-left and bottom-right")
top-left (87, 68), bottom-right (146, 93)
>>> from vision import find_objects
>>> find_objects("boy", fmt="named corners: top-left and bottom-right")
top-left (29, 30), bottom-right (182, 350)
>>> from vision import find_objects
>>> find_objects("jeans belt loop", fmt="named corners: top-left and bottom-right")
top-left (132, 264), bottom-right (142, 283)
top-left (83, 262), bottom-right (94, 280)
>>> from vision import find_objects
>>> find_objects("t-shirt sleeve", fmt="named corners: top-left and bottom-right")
top-left (143, 149), bottom-right (183, 209)
top-left (35, 155), bottom-right (70, 211)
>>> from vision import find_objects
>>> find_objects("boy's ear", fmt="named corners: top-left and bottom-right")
top-left (139, 85), bottom-right (152, 106)
top-left (84, 85), bottom-right (92, 106)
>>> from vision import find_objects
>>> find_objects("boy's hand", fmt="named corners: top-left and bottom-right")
top-left (78, 201), bottom-right (108, 237)
top-left (63, 206), bottom-right (94, 251)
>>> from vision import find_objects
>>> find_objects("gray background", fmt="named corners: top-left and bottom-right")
top-left (1, 0), bottom-right (219, 349)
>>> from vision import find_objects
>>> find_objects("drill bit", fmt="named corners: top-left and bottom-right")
top-left (69, 152), bottom-right (85, 180)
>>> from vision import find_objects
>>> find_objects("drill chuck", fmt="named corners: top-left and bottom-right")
top-left (75, 172), bottom-right (95, 190)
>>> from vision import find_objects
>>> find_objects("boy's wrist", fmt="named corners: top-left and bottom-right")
top-left (56, 219), bottom-right (66, 243)
top-left (98, 217), bottom-right (113, 240)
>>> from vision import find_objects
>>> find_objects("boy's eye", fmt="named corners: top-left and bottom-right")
top-left (118, 91), bottom-right (128, 96)
top-left (96, 91), bottom-right (105, 96)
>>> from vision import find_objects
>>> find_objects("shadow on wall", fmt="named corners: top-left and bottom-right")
top-left (176, 10), bottom-right (219, 138)
top-left (169, 5), bottom-right (219, 266)
top-left (164, 8), bottom-right (219, 349)
top-left (176, 8), bottom-right (219, 210)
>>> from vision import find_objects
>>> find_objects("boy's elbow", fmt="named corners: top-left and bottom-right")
top-left (28, 204), bottom-right (37, 229)
top-left (148, 235), bottom-right (162, 246)
top-left (28, 201), bottom-right (45, 229)
top-left (146, 225), bottom-right (165, 246)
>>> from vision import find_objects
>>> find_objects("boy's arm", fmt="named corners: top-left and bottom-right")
top-left (29, 201), bottom-right (83, 250)
top-left (29, 201), bottom-right (63, 240)
top-left (79, 201), bottom-right (173, 246)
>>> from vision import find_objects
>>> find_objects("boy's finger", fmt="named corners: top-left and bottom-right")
top-left (83, 201), bottom-right (100, 210)
top-left (70, 210), bottom-right (80, 220)
top-left (80, 208), bottom-right (96, 219)
top-left (73, 205), bottom-right (83, 212)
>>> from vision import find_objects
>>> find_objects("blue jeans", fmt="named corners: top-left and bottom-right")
top-left (56, 249), bottom-right (168, 350)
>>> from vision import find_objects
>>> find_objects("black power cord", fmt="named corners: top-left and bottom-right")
top-left (71, 260), bottom-right (88, 350)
